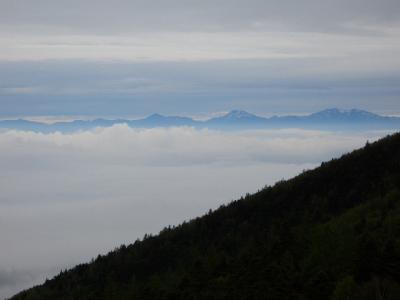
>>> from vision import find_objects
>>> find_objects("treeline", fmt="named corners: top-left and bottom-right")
top-left (11, 133), bottom-right (400, 300)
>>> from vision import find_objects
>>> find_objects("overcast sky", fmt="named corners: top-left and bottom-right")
top-left (0, 0), bottom-right (400, 116)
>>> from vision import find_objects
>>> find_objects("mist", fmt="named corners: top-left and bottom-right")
top-left (0, 126), bottom-right (394, 298)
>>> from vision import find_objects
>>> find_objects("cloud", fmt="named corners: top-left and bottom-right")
top-left (1, 1), bottom-right (400, 64)
top-left (0, 125), bottom-right (388, 170)
top-left (1, 29), bottom-right (400, 63)
top-left (1, 0), bottom-right (400, 34)
top-left (0, 2), bottom-right (399, 118)
top-left (1, 60), bottom-right (399, 118)
top-left (0, 126), bottom-right (394, 298)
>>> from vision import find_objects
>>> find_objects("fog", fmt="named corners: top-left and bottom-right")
top-left (0, 126), bottom-right (394, 298)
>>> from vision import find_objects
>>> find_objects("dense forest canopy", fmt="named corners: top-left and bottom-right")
top-left (11, 132), bottom-right (400, 300)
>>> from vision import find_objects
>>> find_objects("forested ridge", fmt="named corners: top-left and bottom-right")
top-left (11, 133), bottom-right (400, 300)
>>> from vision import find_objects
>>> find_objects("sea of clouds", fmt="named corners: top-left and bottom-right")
top-left (0, 125), bottom-right (394, 298)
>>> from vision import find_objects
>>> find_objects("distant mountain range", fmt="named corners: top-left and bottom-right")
top-left (1, 108), bottom-right (399, 132)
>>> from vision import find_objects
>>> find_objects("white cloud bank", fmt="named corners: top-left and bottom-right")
top-left (0, 126), bottom-right (394, 298)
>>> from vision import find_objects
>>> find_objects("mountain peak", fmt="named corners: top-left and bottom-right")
top-left (311, 108), bottom-right (380, 119)
top-left (147, 113), bottom-right (165, 119)
top-left (348, 108), bottom-right (380, 117)
top-left (224, 110), bottom-right (256, 119)
top-left (313, 108), bottom-right (347, 116)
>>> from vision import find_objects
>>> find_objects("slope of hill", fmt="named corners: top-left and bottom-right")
top-left (10, 133), bottom-right (400, 300)
top-left (1, 108), bottom-right (400, 132)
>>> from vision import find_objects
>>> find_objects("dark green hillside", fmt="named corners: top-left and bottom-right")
top-left (11, 133), bottom-right (400, 300)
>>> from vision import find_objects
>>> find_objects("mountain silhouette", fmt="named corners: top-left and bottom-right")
top-left (1, 108), bottom-right (399, 132)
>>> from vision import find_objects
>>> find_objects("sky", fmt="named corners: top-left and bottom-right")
top-left (1, 1), bottom-right (400, 299)
top-left (0, 0), bottom-right (400, 117)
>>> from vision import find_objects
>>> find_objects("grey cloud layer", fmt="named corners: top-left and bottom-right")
top-left (0, 126), bottom-right (375, 171)
top-left (0, 127), bottom-right (393, 299)
top-left (1, 0), bottom-right (400, 33)
top-left (1, 1), bottom-right (399, 116)
top-left (1, 60), bottom-right (399, 117)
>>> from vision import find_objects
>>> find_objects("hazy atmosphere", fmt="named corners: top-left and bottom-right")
top-left (1, 0), bottom-right (400, 299)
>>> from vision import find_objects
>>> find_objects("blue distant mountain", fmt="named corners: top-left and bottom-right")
top-left (129, 114), bottom-right (198, 127)
top-left (1, 108), bottom-right (399, 132)
top-left (308, 108), bottom-right (383, 122)
top-left (206, 110), bottom-right (268, 129)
